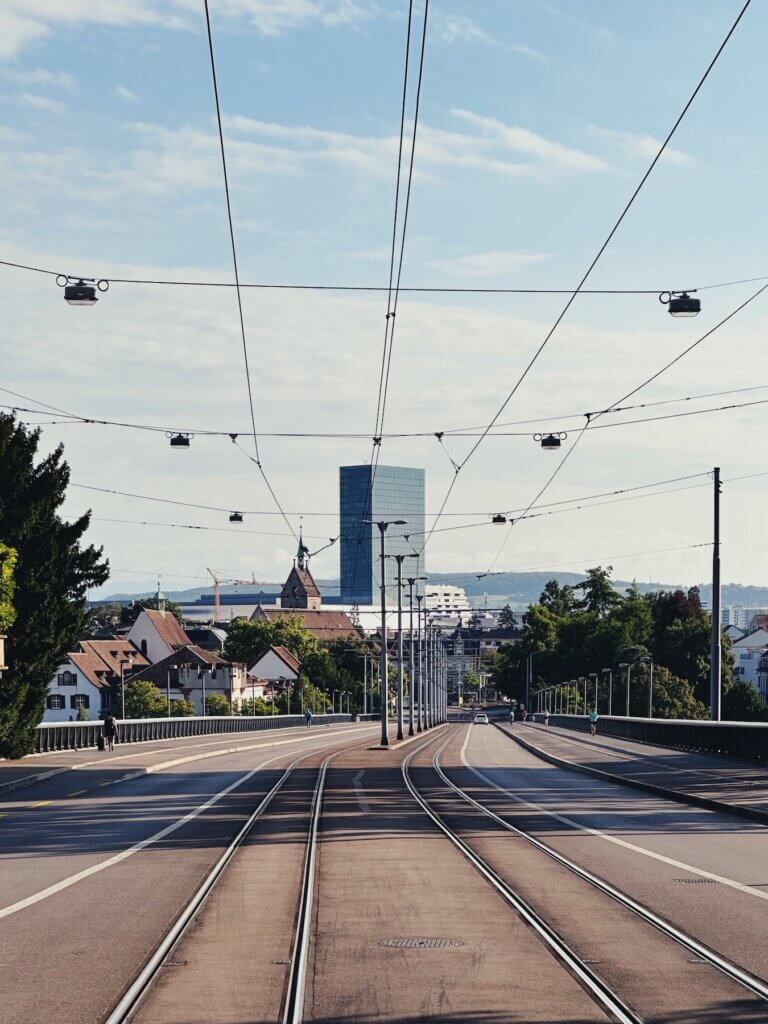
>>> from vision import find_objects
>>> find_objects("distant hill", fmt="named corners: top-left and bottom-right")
top-left (99, 572), bottom-right (768, 611)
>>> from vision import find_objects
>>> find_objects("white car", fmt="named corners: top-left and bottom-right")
top-left (473, 713), bottom-right (489, 724)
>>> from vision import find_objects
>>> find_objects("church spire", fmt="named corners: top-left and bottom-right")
top-left (296, 527), bottom-right (310, 571)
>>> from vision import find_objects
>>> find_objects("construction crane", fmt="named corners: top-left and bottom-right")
top-left (206, 568), bottom-right (259, 623)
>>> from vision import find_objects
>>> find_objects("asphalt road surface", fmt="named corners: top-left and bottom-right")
top-left (3, 718), bottom-right (768, 1023)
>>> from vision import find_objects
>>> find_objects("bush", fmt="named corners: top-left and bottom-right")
top-left (239, 697), bottom-right (277, 716)
top-left (125, 680), bottom-right (168, 718)
top-left (205, 693), bottom-right (231, 716)
top-left (170, 698), bottom-right (196, 717)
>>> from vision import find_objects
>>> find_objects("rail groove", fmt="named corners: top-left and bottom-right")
top-left (402, 735), bottom-right (642, 1024)
top-left (442, 727), bottom-right (768, 1004)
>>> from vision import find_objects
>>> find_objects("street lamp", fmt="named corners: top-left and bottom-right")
top-left (363, 518), bottom-right (407, 747)
top-left (387, 553), bottom-right (418, 741)
top-left (534, 432), bottom-right (566, 451)
top-left (405, 574), bottom-right (427, 736)
top-left (229, 511), bottom-right (244, 523)
top-left (168, 432), bottom-right (192, 449)
top-left (491, 513), bottom-right (507, 524)
top-left (415, 593), bottom-right (425, 731)
top-left (602, 667), bottom-right (613, 716)
top-left (659, 290), bottom-right (700, 317)
top-left (57, 275), bottom-right (109, 306)
top-left (588, 672), bottom-right (598, 712)
top-left (641, 656), bottom-right (654, 717)
top-left (166, 663), bottom-right (178, 717)
top-left (618, 662), bottom-right (631, 716)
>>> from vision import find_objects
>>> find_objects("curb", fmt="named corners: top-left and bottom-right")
top-left (496, 722), bottom-right (768, 827)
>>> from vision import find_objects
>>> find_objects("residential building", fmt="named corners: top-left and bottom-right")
top-left (125, 644), bottom-right (247, 714)
top-left (425, 584), bottom-right (471, 613)
top-left (444, 624), bottom-right (522, 698)
top-left (339, 464), bottom-right (425, 604)
top-left (127, 605), bottom-right (191, 663)
top-left (185, 625), bottom-right (228, 653)
top-left (731, 628), bottom-right (768, 691)
top-left (721, 606), bottom-right (768, 631)
top-left (247, 646), bottom-right (302, 694)
top-left (44, 639), bottom-right (149, 722)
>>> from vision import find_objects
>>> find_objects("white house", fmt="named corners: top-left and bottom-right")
top-left (731, 628), bottom-right (768, 692)
top-left (247, 645), bottom-right (301, 687)
top-left (44, 639), bottom-right (149, 722)
top-left (127, 608), bottom-right (191, 664)
top-left (125, 644), bottom-right (247, 714)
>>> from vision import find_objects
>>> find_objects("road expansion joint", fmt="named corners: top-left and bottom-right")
top-left (497, 722), bottom-right (768, 826)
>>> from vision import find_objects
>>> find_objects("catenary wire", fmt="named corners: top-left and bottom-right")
top-left (5, 255), bottom-right (768, 297)
top-left (202, 0), bottom-right (297, 543)
top-left (418, 0), bottom-right (753, 562)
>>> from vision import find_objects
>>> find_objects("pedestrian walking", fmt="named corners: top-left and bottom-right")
top-left (102, 711), bottom-right (118, 751)
top-left (588, 706), bottom-right (599, 736)
top-left (304, 708), bottom-right (313, 728)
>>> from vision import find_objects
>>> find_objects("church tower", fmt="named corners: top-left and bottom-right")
top-left (280, 530), bottom-right (322, 610)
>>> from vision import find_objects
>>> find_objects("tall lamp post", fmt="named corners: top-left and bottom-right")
top-left (602, 668), bottom-right (612, 716)
top-left (388, 553), bottom-right (417, 741)
top-left (405, 574), bottom-right (427, 736)
top-left (364, 518), bottom-right (407, 747)
top-left (619, 662), bottom-right (631, 716)
top-left (415, 593), bottom-right (425, 731)
top-left (588, 672), bottom-right (598, 713)
top-left (642, 656), bottom-right (654, 718)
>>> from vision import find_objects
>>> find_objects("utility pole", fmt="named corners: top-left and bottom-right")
top-left (393, 555), bottom-right (406, 741)
top-left (416, 594), bottom-right (424, 731)
top-left (710, 466), bottom-right (722, 721)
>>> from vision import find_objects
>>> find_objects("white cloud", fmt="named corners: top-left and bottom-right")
top-left (432, 13), bottom-right (544, 58)
top-left (430, 251), bottom-right (549, 278)
top-left (452, 108), bottom-right (610, 174)
top-left (208, 0), bottom-right (381, 36)
top-left (2, 66), bottom-right (75, 90)
top-left (590, 126), bottom-right (691, 167)
top-left (115, 85), bottom-right (139, 102)
top-left (19, 92), bottom-right (65, 113)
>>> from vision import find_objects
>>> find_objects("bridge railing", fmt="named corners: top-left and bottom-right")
top-left (529, 713), bottom-right (768, 761)
top-left (34, 713), bottom-right (359, 754)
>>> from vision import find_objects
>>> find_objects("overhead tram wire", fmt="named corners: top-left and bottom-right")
top-left (202, 0), bottom-right (297, 543)
top-left (484, 277), bottom-right (768, 572)
top-left (416, 0), bottom-right (754, 564)
top-left (6, 255), bottom-right (768, 298)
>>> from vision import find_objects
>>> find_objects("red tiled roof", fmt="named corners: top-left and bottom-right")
top-left (270, 645), bottom-right (302, 673)
top-left (80, 639), bottom-right (149, 676)
top-left (69, 652), bottom-right (111, 689)
top-left (143, 609), bottom-right (191, 650)
top-left (252, 607), bottom-right (360, 640)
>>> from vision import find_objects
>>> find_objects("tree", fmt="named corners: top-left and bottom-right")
top-left (120, 596), bottom-right (183, 626)
top-left (0, 543), bottom-right (17, 633)
top-left (539, 579), bottom-right (576, 617)
top-left (239, 697), bottom-right (277, 716)
top-left (205, 693), bottom-right (231, 716)
top-left (498, 604), bottom-right (517, 629)
top-left (125, 680), bottom-right (167, 718)
top-left (170, 698), bottom-right (196, 717)
top-left (575, 566), bottom-right (620, 617)
top-left (224, 615), bottom-right (318, 667)
top-left (722, 681), bottom-right (768, 722)
top-left (0, 415), bottom-right (108, 757)
top-left (77, 704), bottom-right (89, 721)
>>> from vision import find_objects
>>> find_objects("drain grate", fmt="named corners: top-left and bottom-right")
top-left (674, 877), bottom-right (719, 885)
top-left (162, 960), bottom-right (188, 967)
top-left (380, 937), bottom-right (463, 949)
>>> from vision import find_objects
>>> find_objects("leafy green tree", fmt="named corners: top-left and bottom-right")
top-left (290, 673), bottom-right (331, 714)
top-left (498, 604), bottom-right (517, 629)
top-left (170, 698), bottom-right (196, 717)
top-left (722, 681), bottom-right (768, 722)
top-left (575, 566), bottom-right (621, 617)
top-left (205, 693), bottom-right (231, 716)
top-left (0, 543), bottom-right (17, 633)
top-left (120, 596), bottom-right (183, 626)
top-left (539, 579), bottom-right (576, 617)
top-left (0, 415), bottom-right (108, 757)
top-left (224, 615), bottom-right (318, 666)
top-left (125, 680), bottom-right (168, 718)
top-left (76, 704), bottom-right (89, 721)
top-left (239, 697), bottom-right (277, 716)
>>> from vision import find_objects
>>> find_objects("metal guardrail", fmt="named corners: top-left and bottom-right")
top-left (530, 712), bottom-right (768, 761)
top-left (34, 714), bottom-right (358, 753)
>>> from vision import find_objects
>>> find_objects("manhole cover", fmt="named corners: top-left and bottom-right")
top-left (162, 960), bottom-right (188, 967)
top-left (380, 937), bottom-right (463, 949)
top-left (674, 878), bottom-right (719, 885)
top-left (271, 959), bottom-right (291, 965)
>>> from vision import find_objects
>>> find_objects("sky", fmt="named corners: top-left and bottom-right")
top-left (2, 0), bottom-right (768, 600)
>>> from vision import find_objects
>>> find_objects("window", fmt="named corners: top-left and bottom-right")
top-left (71, 694), bottom-right (90, 710)
top-left (140, 639), bottom-right (148, 656)
top-left (47, 694), bottom-right (65, 710)
top-left (58, 670), bottom-right (77, 686)
top-left (100, 691), bottom-right (112, 711)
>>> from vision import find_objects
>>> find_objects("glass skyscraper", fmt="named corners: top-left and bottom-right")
top-left (339, 465), bottom-right (426, 604)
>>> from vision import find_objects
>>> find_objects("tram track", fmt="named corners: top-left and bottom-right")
top-left (402, 730), bottom-right (642, 1024)
top-left (428, 725), bottom-right (768, 1010)
top-left (104, 730), bottom-right (374, 1024)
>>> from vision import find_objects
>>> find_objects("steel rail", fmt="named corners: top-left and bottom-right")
top-left (439, 727), bottom-right (768, 1003)
top-left (402, 736), bottom-right (642, 1024)
top-left (104, 731), bottom-right (372, 1024)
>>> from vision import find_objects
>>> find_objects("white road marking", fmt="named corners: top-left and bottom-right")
top-left (462, 727), bottom-right (768, 904)
top-left (353, 769), bottom-right (371, 813)
top-left (0, 732), bottom-right (373, 921)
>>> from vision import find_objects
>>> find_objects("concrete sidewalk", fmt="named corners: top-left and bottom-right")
top-left (502, 721), bottom-right (768, 823)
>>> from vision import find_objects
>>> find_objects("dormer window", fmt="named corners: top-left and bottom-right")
top-left (58, 670), bottom-right (76, 686)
